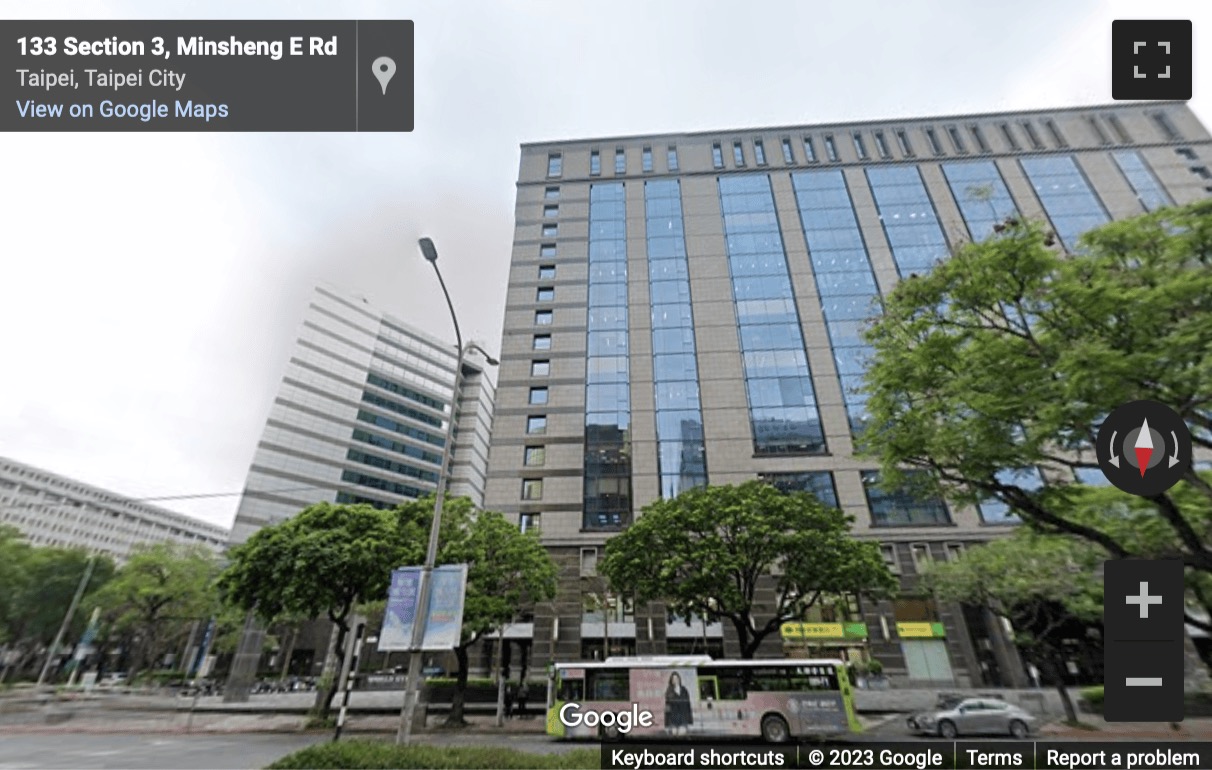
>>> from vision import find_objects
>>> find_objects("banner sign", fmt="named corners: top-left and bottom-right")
top-left (378, 564), bottom-right (468, 651)
top-left (780, 622), bottom-right (869, 640)
top-left (896, 621), bottom-right (946, 638)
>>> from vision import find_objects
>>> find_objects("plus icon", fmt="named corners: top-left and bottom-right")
top-left (1112, 20), bottom-right (1192, 100)
top-left (1127, 581), bottom-right (1164, 619)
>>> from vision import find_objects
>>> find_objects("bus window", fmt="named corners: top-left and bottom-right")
top-left (702, 668), bottom-right (746, 700)
top-left (559, 678), bottom-right (585, 701)
top-left (698, 676), bottom-right (718, 701)
top-left (789, 665), bottom-right (840, 691)
top-left (586, 669), bottom-right (630, 701)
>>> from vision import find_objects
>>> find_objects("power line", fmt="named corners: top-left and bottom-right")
top-left (131, 485), bottom-right (336, 503)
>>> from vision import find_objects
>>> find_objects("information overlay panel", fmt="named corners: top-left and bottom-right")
top-left (0, 20), bottom-right (413, 131)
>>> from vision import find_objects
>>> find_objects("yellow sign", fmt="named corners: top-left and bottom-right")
top-left (781, 622), bottom-right (868, 640)
top-left (896, 621), bottom-right (945, 638)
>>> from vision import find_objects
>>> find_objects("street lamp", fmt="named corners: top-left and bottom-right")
top-left (396, 237), bottom-right (498, 745)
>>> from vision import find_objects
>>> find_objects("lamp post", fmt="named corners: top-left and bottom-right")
top-left (396, 237), bottom-right (498, 745)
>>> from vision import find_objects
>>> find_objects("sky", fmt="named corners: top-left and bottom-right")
top-left (1, 0), bottom-right (1209, 531)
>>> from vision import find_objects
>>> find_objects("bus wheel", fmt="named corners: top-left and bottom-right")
top-left (761, 714), bottom-right (790, 743)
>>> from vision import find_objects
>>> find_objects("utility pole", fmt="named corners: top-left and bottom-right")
top-left (38, 554), bottom-right (97, 688)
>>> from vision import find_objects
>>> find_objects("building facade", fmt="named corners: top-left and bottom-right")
top-left (0, 456), bottom-right (229, 562)
top-left (486, 101), bottom-right (1212, 687)
top-left (229, 284), bottom-right (495, 546)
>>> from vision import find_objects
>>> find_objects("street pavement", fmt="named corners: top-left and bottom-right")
top-left (0, 733), bottom-right (327, 770)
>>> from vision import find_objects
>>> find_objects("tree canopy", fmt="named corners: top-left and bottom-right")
top-left (860, 202), bottom-right (1212, 606)
top-left (599, 481), bottom-right (896, 659)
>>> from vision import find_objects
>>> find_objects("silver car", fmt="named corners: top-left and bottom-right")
top-left (907, 697), bottom-right (1038, 739)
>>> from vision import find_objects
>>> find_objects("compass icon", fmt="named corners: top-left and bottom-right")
top-left (1096, 400), bottom-right (1192, 496)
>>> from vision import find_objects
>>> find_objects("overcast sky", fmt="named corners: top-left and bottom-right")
top-left (2, 0), bottom-right (1208, 531)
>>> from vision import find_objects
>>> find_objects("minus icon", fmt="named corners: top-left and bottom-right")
top-left (1126, 677), bottom-right (1163, 686)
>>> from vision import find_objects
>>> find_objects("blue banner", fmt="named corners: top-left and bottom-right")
top-left (378, 565), bottom-right (467, 651)
top-left (189, 617), bottom-right (216, 677)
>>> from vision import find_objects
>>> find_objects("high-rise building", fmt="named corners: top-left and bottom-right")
top-left (230, 284), bottom-right (495, 545)
top-left (487, 101), bottom-right (1212, 686)
top-left (0, 456), bottom-right (229, 562)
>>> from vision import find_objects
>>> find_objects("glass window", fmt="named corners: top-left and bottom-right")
top-left (540, 245), bottom-right (557, 259)
top-left (1177, 148), bottom-right (1198, 160)
top-left (896, 129), bottom-right (914, 157)
top-left (1073, 466), bottom-right (1109, 486)
top-left (733, 141), bottom-right (746, 167)
top-left (667, 145), bottom-right (679, 171)
top-left (1020, 121), bottom-right (1044, 149)
top-left (521, 478), bottom-right (543, 500)
top-left (535, 310), bottom-right (553, 326)
top-left (754, 138), bottom-right (767, 165)
top-left (533, 335), bottom-right (552, 350)
top-left (824, 134), bottom-right (838, 162)
top-left (946, 126), bottom-right (967, 153)
top-left (782, 137), bottom-right (795, 164)
top-left (1087, 116), bottom-right (1110, 145)
top-left (1019, 156), bottom-right (1110, 251)
top-left (538, 264), bottom-right (556, 279)
top-left (519, 513), bottom-right (540, 533)
top-left (547, 153), bottom-right (562, 177)
top-left (874, 131), bottom-right (890, 159)
top-left (529, 387), bottom-right (549, 405)
top-left (545, 186), bottom-right (560, 199)
top-left (615, 148), bottom-right (626, 174)
top-left (942, 161), bottom-right (1020, 242)
top-left (641, 146), bottom-right (653, 172)
top-left (524, 446), bottom-right (546, 466)
top-left (590, 150), bottom-right (601, 176)
top-left (1112, 150), bottom-right (1172, 212)
top-left (531, 360), bottom-right (550, 377)
top-left (969, 125), bottom-right (990, 153)
top-left (977, 467), bottom-right (1042, 524)
top-left (580, 547), bottom-right (598, 576)
top-left (925, 127), bottom-right (943, 155)
top-left (881, 544), bottom-right (900, 574)
top-left (526, 415), bottom-right (547, 434)
top-left (760, 471), bottom-right (838, 508)
top-left (803, 136), bottom-right (818, 162)
top-left (712, 143), bottom-right (724, 169)
top-left (1043, 119), bottom-right (1068, 148)
top-left (537, 287), bottom-right (555, 302)
top-left (866, 166), bottom-right (950, 277)
top-left (543, 205), bottom-right (558, 218)
top-left (853, 132), bottom-right (869, 159)
top-left (998, 122), bottom-right (1020, 151)
top-left (1106, 114), bottom-right (1132, 143)
top-left (542, 223), bottom-right (557, 237)
top-left (862, 470), bottom-right (951, 526)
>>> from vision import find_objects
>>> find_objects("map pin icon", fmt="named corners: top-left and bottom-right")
top-left (372, 56), bottom-right (396, 95)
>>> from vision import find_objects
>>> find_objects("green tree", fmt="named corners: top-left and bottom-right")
top-left (860, 202), bottom-right (1212, 625)
top-left (395, 498), bottom-right (557, 726)
top-left (88, 543), bottom-right (219, 680)
top-left (218, 502), bottom-right (413, 716)
top-left (922, 533), bottom-right (1104, 723)
top-left (599, 481), bottom-right (897, 659)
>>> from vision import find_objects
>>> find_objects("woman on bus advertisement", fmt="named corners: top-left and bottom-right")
top-left (664, 672), bottom-right (693, 735)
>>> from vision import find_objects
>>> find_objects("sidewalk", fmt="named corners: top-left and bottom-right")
top-left (1041, 716), bottom-right (1212, 740)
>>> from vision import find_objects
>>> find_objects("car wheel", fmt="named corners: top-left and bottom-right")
top-left (761, 714), bottom-right (791, 743)
top-left (1009, 719), bottom-right (1029, 739)
top-left (938, 720), bottom-right (958, 739)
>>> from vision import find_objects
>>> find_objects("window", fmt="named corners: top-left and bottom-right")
top-left (874, 131), bottom-right (890, 159)
top-left (524, 446), bottom-right (546, 466)
top-left (667, 145), bottom-right (679, 171)
top-left (542, 223), bottom-right (558, 237)
top-left (824, 133), bottom-right (838, 161)
top-left (533, 334), bottom-right (552, 350)
top-left (853, 132), bottom-right (869, 159)
top-left (538, 264), bottom-right (556, 279)
top-left (998, 122), bottom-right (1020, 151)
top-left (529, 387), bottom-right (549, 405)
top-left (540, 244), bottom-right (556, 257)
top-left (543, 205), bottom-right (558, 218)
top-left (895, 129), bottom-right (914, 157)
top-left (946, 126), bottom-right (967, 153)
top-left (969, 125), bottom-right (990, 153)
top-left (521, 479), bottom-right (543, 500)
top-left (615, 148), bottom-right (626, 174)
top-left (1113, 150), bottom-right (1172, 211)
top-left (1106, 114), bottom-right (1132, 143)
top-left (712, 142), bottom-right (724, 169)
top-left (862, 470), bottom-right (951, 526)
top-left (1192, 166), bottom-right (1212, 180)
top-left (1021, 121), bottom-right (1045, 149)
top-left (519, 513), bottom-right (540, 533)
top-left (754, 138), bottom-right (767, 165)
top-left (733, 140), bottom-right (745, 167)
top-left (531, 359), bottom-right (550, 377)
top-left (803, 136), bottom-right (818, 162)
top-left (942, 161), bottom-right (1019, 241)
top-left (761, 472), bottom-right (838, 508)
top-left (1177, 148), bottom-right (1198, 160)
top-left (782, 137), bottom-right (795, 164)
top-left (535, 310), bottom-right (553, 326)
top-left (925, 127), bottom-right (943, 155)
top-left (1087, 116), bottom-right (1110, 145)
top-left (880, 544), bottom-right (901, 574)
top-left (910, 543), bottom-right (933, 571)
top-left (642, 146), bottom-right (653, 172)
top-left (1152, 111), bottom-right (1183, 141)
top-left (526, 416), bottom-right (547, 434)
top-left (536, 287), bottom-right (555, 302)
top-left (1043, 119), bottom-right (1068, 148)
top-left (945, 543), bottom-right (964, 562)
top-left (590, 150), bottom-right (601, 176)
top-left (1019, 156), bottom-right (1110, 251)
top-left (545, 186), bottom-right (560, 199)
top-left (580, 547), bottom-right (598, 576)
top-left (547, 152), bottom-right (562, 177)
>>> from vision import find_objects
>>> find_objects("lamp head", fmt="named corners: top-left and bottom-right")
top-left (418, 237), bottom-right (439, 263)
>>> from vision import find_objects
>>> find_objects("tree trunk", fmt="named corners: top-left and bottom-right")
top-left (445, 644), bottom-right (470, 727)
top-left (278, 624), bottom-right (298, 684)
top-left (311, 622), bottom-right (348, 718)
top-left (1045, 655), bottom-right (1078, 724)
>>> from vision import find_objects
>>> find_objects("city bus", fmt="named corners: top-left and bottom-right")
top-left (546, 655), bottom-right (861, 743)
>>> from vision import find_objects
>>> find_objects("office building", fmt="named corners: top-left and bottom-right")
top-left (486, 101), bottom-right (1212, 686)
top-left (0, 456), bottom-right (229, 563)
top-left (230, 284), bottom-right (496, 546)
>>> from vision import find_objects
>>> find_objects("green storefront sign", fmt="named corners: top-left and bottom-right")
top-left (780, 621), bottom-right (868, 640)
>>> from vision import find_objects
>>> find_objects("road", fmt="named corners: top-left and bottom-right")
top-left (0, 733), bottom-right (328, 770)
